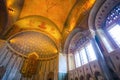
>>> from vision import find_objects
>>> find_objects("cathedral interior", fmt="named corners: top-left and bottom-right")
top-left (0, 0), bottom-right (120, 80)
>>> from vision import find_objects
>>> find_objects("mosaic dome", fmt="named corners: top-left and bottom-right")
top-left (8, 31), bottom-right (58, 60)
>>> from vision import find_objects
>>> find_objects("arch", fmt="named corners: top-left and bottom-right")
top-left (63, 28), bottom-right (81, 54)
top-left (62, 0), bottom-right (96, 44)
top-left (4, 15), bottom-right (62, 47)
top-left (63, 0), bottom-right (96, 32)
top-left (64, 28), bottom-right (93, 70)
top-left (95, 1), bottom-right (120, 29)
top-left (88, 0), bottom-right (105, 31)
top-left (68, 30), bottom-right (91, 54)
top-left (104, 4), bottom-right (120, 48)
top-left (88, 0), bottom-right (120, 53)
top-left (89, 0), bottom-right (120, 30)
top-left (15, 15), bottom-right (60, 33)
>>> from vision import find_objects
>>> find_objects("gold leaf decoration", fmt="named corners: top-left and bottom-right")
top-left (21, 52), bottom-right (39, 77)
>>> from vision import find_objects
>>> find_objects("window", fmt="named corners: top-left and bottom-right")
top-left (75, 51), bottom-right (81, 68)
top-left (74, 42), bottom-right (97, 68)
top-left (104, 4), bottom-right (120, 51)
top-left (97, 29), bottom-right (114, 52)
top-left (108, 24), bottom-right (120, 47)
top-left (79, 48), bottom-right (88, 65)
top-left (85, 43), bottom-right (97, 61)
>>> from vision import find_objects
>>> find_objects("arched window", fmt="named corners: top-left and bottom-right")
top-left (68, 29), bottom-right (97, 69)
top-left (105, 4), bottom-right (120, 50)
top-left (94, 4), bottom-right (120, 53)
top-left (74, 41), bottom-right (97, 67)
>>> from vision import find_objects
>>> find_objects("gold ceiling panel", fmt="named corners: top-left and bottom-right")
top-left (62, 0), bottom-right (96, 43)
top-left (64, 0), bottom-right (96, 31)
top-left (20, 0), bottom-right (76, 32)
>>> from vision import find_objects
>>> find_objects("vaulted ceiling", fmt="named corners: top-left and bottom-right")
top-left (20, 0), bottom-right (76, 32)
top-left (0, 0), bottom-right (96, 53)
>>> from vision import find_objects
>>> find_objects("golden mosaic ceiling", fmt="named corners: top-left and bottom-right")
top-left (4, 0), bottom-right (96, 33)
top-left (20, 0), bottom-right (76, 32)
top-left (8, 31), bottom-right (58, 60)
top-left (0, 0), bottom-right (96, 54)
